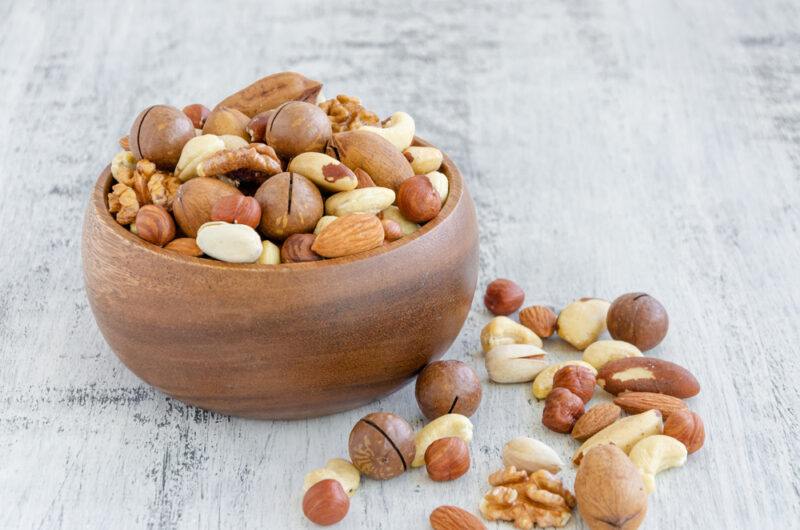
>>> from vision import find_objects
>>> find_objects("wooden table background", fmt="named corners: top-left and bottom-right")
top-left (1, 0), bottom-right (798, 528)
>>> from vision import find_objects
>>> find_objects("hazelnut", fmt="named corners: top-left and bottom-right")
top-left (663, 409), bottom-right (705, 454)
top-left (519, 305), bottom-right (557, 338)
top-left (164, 237), bottom-right (203, 257)
top-left (348, 412), bottom-right (416, 480)
top-left (381, 219), bottom-right (403, 242)
top-left (210, 195), bottom-right (261, 228)
top-left (483, 279), bottom-right (525, 316)
top-left (129, 105), bottom-right (195, 170)
top-left (424, 437), bottom-right (470, 482)
top-left (302, 479), bottom-right (350, 526)
top-left (280, 233), bottom-right (323, 263)
top-left (415, 360), bottom-right (482, 420)
top-left (245, 110), bottom-right (275, 143)
top-left (266, 101), bottom-right (332, 159)
top-left (396, 175), bottom-right (442, 223)
top-left (172, 177), bottom-right (243, 237)
top-left (202, 107), bottom-right (251, 139)
top-left (552, 365), bottom-right (596, 404)
top-left (134, 205), bottom-right (175, 247)
top-left (254, 172), bottom-right (323, 240)
top-left (607, 292), bottom-right (669, 351)
top-left (182, 103), bottom-right (211, 129)
top-left (542, 387), bottom-right (585, 433)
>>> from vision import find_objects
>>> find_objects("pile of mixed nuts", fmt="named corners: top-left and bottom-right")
top-left (107, 72), bottom-right (449, 263)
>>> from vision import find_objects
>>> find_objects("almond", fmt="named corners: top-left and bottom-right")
top-left (429, 506), bottom-right (486, 530)
top-left (596, 357), bottom-right (700, 398)
top-left (613, 391), bottom-right (688, 418)
top-left (311, 213), bottom-right (384, 258)
top-left (571, 402), bottom-right (622, 442)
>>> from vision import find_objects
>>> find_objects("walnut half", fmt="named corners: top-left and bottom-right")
top-left (319, 94), bottom-right (379, 133)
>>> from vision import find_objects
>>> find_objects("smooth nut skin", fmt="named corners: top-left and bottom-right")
top-left (663, 409), bottom-right (705, 454)
top-left (164, 237), bottom-right (202, 257)
top-left (348, 412), bottom-right (416, 480)
top-left (202, 107), bottom-right (251, 139)
top-left (397, 175), bottom-right (441, 223)
top-left (302, 479), bottom-right (350, 526)
top-left (596, 357), bottom-right (700, 398)
top-left (266, 101), bottom-right (332, 159)
top-left (381, 219), bottom-right (403, 242)
top-left (210, 195), bottom-right (261, 228)
top-left (245, 110), bottom-right (275, 142)
top-left (552, 365), bottom-right (596, 403)
top-left (182, 103), bottom-right (211, 129)
top-left (254, 172), bottom-right (323, 240)
top-left (571, 403), bottom-right (622, 442)
top-left (542, 388), bottom-right (585, 433)
top-left (172, 177), bottom-right (243, 237)
top-left (519, 306), bottom-right (558, 338)
top-left (430, 506), bottom-right (486, 530)
top-left (135, 205), bottom-right (175, 247)
top-left (607, 292), bottom-right (669, 351)
top-left (415, 360), bottom-right (482, 420)
top-left (424, 437), bottom-right (470, 482)
top-left (130, 105), bottom-right (196, 170)
top-left (280, 233), bottom-right (322, 263)
top-left (484, 279), bottom-right (525, 315)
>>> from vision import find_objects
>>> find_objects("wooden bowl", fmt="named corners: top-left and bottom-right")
top-left (81, 138), bottom-right (479, 419)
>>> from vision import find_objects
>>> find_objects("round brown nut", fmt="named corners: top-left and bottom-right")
top-left (182, 103), bottom-right (211, 129)
top-left (266, 101), bottom-right (332, 159)
top-left (210, 195), bottom-right (261, 228)
top-left (202, 106), bottom-right (251, 139)
top-left (607, 292), bottom-right (669, 351)
top-left (302, 479), bottom-right (350, 526)
top-left (552, 365), bottom-right (596, 404)
top-left (348, 412), bottom-right (416, 480)
top-left (519, 305), bottom-right (557, 338)
top-left (164, 237), bottom-right (203, 257)
top-left (254, 172), bottom-right (323, 240)
top-left (397, 175), bottom-right (442, 223)
top-left (280, 233), bottom-right (322, 263)
top-left (483, 279), bottom-right (525, 315)
top-left (245, 110), bottom-right (275, 143)
top-left (663, 409), bottom-right (705, 454)
top-left (415, 360), bottom-right (482, 420)
top-left (134, 205), bottom-right (175, 247)
top-left (424, 437), bottom-right (470, 482)
top-left (129, 105), bottom-right (195, 170)
top-left (172, 177), bottom-right (243, 237)
top-left (542, 387), bottom-right (585, 433)
top-left (381, 219), bottom-right (403, 242)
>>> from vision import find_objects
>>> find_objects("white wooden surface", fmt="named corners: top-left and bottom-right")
top-left (1, 1), bottom-right (798, 528)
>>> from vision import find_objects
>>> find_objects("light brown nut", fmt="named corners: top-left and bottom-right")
top-left (556, 298), bottom-right (611, 350)
top-left (582, 339), bottom-right (642, 369)
top-left (311, 213), bottom-right (384, 258)
top-left (596, 357), bottom-right (700, 398)
top-left (531, 361), bottom-right (596, 400)
top-left (215, 71), bottom-right (322, 117)
top-left (174, 134), bottom-right (227, 182)
top-left (552, 365), bottom-right (596, 403)
top-left (607, 292), bottom-right (669, 351)
top-left (429, 506), bottom-right (486, 530)
top-left (573, 409), bottom-right (663, 465)
top-left (629, 435), bottom-right (687, 493)
top-left (172, 177), bottom-right (242, 237)
top-left (425, 437), bottom-right (470, 482)
top-left (135, 205), bottom-right (175, 247)
top-left (379, 205), bottom-right (419, 235)
top-left (484, 279), bottom-right (525, 316)
top-left (412, 414), bottom-right (473, 468)
top-left (254, 172), bottom-right (323, 240)
top-left (302, 479), bottom-right (350, 526)
top-left (313, 215), bottom-right (338, 235)
top-left (280, 234), bottom-right (322, 263)
top-left (129, 105), bottom-right (196, 170)
top-left (571, 403), bottom-right (622, 441)
top-left (348, 412), bottom-right (416, 480)
top-left (381, 219), bottom-right (403, 242)
top-left (415, 360), bottom-right (482, 420)
top-left (519, 305), bottom-right (558, 338)
top-left (613, 392), bottom-right (688, 418)
top-left (397, 175), bottom-right (441, 223)
top-left (111, 151), bottom-right (136, 185)
top-left (425, 171), bottom-right (449, 205)
top-left (327, 130), bottom-right (414, 191)
top-left (359, 111), bottom-right (415, 151)
top-left (303, 458), bottom-right (361, 497)
top-left (266, 101), bottom-right (331, 159)
top-left (403, 146), bottom-right (443, 174)
top-left (542, 388), bottom-right (584, 433)
top-left (164, 237), bottom-right (203, 257)
top-left (202, 107), bottom-right (250, 140)
top-left (210, 195), bottom-right (261, 228)
top-left (663, 409), bottom-right (705, 454)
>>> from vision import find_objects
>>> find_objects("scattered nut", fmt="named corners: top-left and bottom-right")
top-left (582, 339), bottom-right (642, 369)
top-left (415, 360), bottom-right (482, 420)
top-left (359, 111), bottom-right (415, 151)
top-left (542, 388), bottom-right (584, 433)
top-left (571, 403), bottom-right (622, 441)
top-left (429, 506), bottom-right (486, 530)
top-left (266, 101), bottom-right (332, 158)
top-left (134, 205), bottom-right (175, 247)
top-left (480, 467), bottom-right (576, 528)
top-left (607, 293), bottom-right (669, 351)
top-left (596, 357), bottom-right (700, 398)
top-left (519, 306), bottom-right (558, 338)
top-left (531, 361), bottom-right (596, 400)
top-left (164, 237), bottom-right (203, 257)
top-left (397, 174), bottom-right (442, 223)
top-left (663, 409), bottom-right (705, 454)
top-left (552, 365), bottom-right (596, 403)
top-left (281, 233), bottom-right (323, 263)
top-left (481, 316), bottom-right (543, 353)
top-left (324, 187), bottom-right (396, 216)
top-left (502, 437), bottom-right (563, 474)
top-left (483, 279), bottom-right (525, 316)
top-left (403, 146), bottom-right (443, 174)
top-left (202, 107), bottom-right (251, 139)
top-left (195, 221), bottom-right (263, 263)
top-left (485, 344), bottom-right (548, 383)
top-left (304, 458), bottom-right (361, 497)
top-left (348, 412), bottom-right (416, 480)
top-left (302, 479), bottom-right (350, 526)
top-left (210, 195), bottom-right (261, 228)
top-left (182, 103), bottom-right (211, 129)
top-left (628, 435), bottom-right (687, 493)
top-left (573, 409), bottom-right (664, 465)
top-left (613, 392), bottom-right (688, 418)
top-left (412, 413), bottom-right (473, 468)
top-left (129, 105), bottom-right (196, 169)
top-left (257, 239), bottom-right (281, 265)
top-left (425, 437), bottom-right (470, 482)
top-left (556, 298), bottom-right (611, 350)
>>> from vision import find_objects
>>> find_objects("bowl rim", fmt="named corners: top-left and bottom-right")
top-left (90, 136), bottom-right (465, 270)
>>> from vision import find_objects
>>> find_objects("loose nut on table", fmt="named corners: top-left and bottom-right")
top-left (483, 278), bottom-right (525, 316)
top-left (302, 479), bottom-right (350, 526)
top-left (613, 392), bottom-right (688, 418)
top-left (531, 360), bottom-right (596, 400)
top-left (485, 344), bottom-right (548, 383)
top-left (556, 297), bottom-right (611, 350)
top-left (415, 360), bottom-right (482, 420)
top-left (172, 177), bottom-right (242, 237)
top-left (519, 305), bottom-right (558, 338)
top-left (287, 152), bottom-right (359, 192)
top-left (425, 437), bottom-right (470, 482)
top-left (266, 101), bottom-right (331, 159)
top-left (257, 239), bottom-right (280, 265)
top-left (571, 402), bottom-right (622, 442)
top-left (324, 186), bottom-right (395, 216)
top-left (326, 129), bottom-right (414, 191)
top-left (196, 222), bottom-right (263, 263)
top-left (311, 213), bottom-right (384, 258)
top-left (502, 436), bottom-right (563, 474)
top-left (254, 172), bottom-right (323, 240)
top-left (480, 467), bottom-right (576, 528)
top-left (348, 412), bottom-right (416, 480)
top-left (412, 413), bottom-right (473, 468)
top-left (202, 107), bottom-right (250, 140)
top-left (663, 409), bottom-right (705, 454)
top-left (182, 103), bottom-right (211, 129)
top-left (481, 316), bottom-right (543, 353)
top-left (542, 387), bottom-right (585, 433)
top-left (582, 339), bottom-right (642, 369)
top-left (573, 409), bottom-right (663, 465)
top-left (379, 205), bottom-right (419, 236)
top-left (129, 105), bottom-right (196, 170)
top-left (403, 146), bottom-right (443, 174)
top-left (174, 134), bottom-right (226, 182)
top-left (397, 175), bottom-right (442, 223)
top-left (425, 171), bottom-right (449, 205)
top-left (429, 505), bottom-right (486, 530)
top-left (552, 365), bottom-right (596, 403)
top-left (596, 357), bottom-right (700, 398)
top-left (134, 204), bottom-right (175, 247)
top-left (304, 458), bottom-right (361, 497)
top-left (281, 233), bottom-right (322, 263)
top-left (628, 434), bottom-right (687, 493)
top-left (210, 195), bottom-right (261, 228)
top-left (607, 292), bottom-right (669, 351)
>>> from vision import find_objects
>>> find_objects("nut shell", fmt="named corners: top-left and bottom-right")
top-left (302, 479), bottom-right (350, 526)
top-left (542, 387), bottom-right (585, 433)
top-left (134, 205), bottom-right (175, 247)
top-left (266, 101), bottom-right (331, 159)
top-left (348, 412), bottom-right (416, 480)
top-left (663, 409), bottom-right (705, 454)
top-left (172, 177), bottom-right (243, 237)
top-left (214, 71), bottom-right (322, 117)
top-left (519, 306), bottom-right (558, 338)
top-left (130, 105), bottom-right (195, 170)
top-left (607, 292), bottom-right (669, 351)
top-left (210, 195), bottom-right (261, 228)
top-left (202, 107), bottom-right (250, 139)
top-left (597, 357), bottom-right (700, 398)
top-left (397, 175), bottom-right (442, 223)
top-left (484, 279), bottom-right (525, 316)
top-left (254, 172), bottom-right (323, 240)
top-left (280, 233), bottom-right (322, 263)
top-left (424, 437), bottom-right (470, 482)
top-left (415, 360), bottom-right (482, 420)
top-left (552, 365), bottom-right (596, 403)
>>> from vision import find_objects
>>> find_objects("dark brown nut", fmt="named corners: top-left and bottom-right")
top-left (129, 105), bottom-right (195, 170)
top-left (348, 412), bottom-right (416, 480)
top-left (663, 409), bottom-right (705, 454)
top-left (381, 219), bottom-right (403, 242)
top-left (596, 357), bottom-right (700, 398)
top-left (266, 101), bottom-right (332, 159)
top-left (483, 279), bottom-right (525, 316)
top-left (354, 168), bottom-right (375, 188)
top-left (202, 107), bottom-right (251, 139)
top-left (607, 292), bottom-right (669, 351)
top-left (245, 110), bottom-right (275, 143)
top-left (182, 103), bottom-right (211, 129)
top-left (164, 237), bottom-right (203, 257)
top-left (254, 172), bottom-right (323, 240)
top-left (134, 204), bottom-right (175, 247)
top-left (541, 388), bottom-right (585, 433)
top-left (424, 437), bottom-right (470, 482)
top-left (214, 71), bottom-right (322, 117)
top-left (519, 306), bottom-right (557, 338)
top-left (280, 233), bottom-right (323, 263)
top-left (397, 175), bottom-right (441, 223)
top-left (172, 177), bottom-right (243, 237)
top-left (210, 195), bottom-right (261, 228)
top-left (552, 365), bottom-right (596, 404)
top-left (415, 360), bottom-right (482, 420)
top-left (302, 479), bottom-right (350, 526)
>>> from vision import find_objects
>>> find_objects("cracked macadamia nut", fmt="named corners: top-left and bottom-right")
top-left (415, 360), bottom-right (482, 420)
top-left (607, 292), bottom-right (669, 351)
top-left (484, 279), bottom-right (525, 315)
top-left (348, 412), bottom-right (416, 480)
top-left (254, 172), bottom-right (323, 240)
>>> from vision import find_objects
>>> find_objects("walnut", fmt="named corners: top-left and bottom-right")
top-left (148, 172), bottom-right (181, 211)
top-left (319, 94), bottom-right (379, 133)
top-left (480, 466), bottom-right (575, 529)
top-left (110, 151), bottom-right (136, 186)
top-left (108, 182), bottom-right (139, 225)
top-left (196, 144), bottom-right (282, 179)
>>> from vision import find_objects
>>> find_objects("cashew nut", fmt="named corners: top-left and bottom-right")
top-left (485, 344), bottom-right (548, 383)
top-left (325, 187), bottom-right (395, 216)
top-left (257, 240), bottom-right (280, 265)
top-left (481, 316), bottom-right (543, 354)
top-left (531, 360), bottom-right (597, 400)
top-left (379, 206), bottom-right (419, 236)
top-left (412, 413), bottom-right (473, 467)
top-left (303, 458), bottom-right (361, 497)
top-left (502, 437), bottom-right (563, 473)
top-left (359, 111), bottom-right (415, 151)
top-left (403, 146), bottom-right (443, 174)
top-left (288, 152), bottom-right (359, 192)
top-left (425, 171), bottom-right (449, 206)
top-left (572, 409), bottom-right (663, 465)
top-left (556, 298), bottom-right (611, 350)
top-left (313, 215), bottom-right (338, 235)
top-left (582, 339), bottom-right (642, 369)
top-left (629, 435), bottom-right (687, 493)
top-left (175, 134), bottom-right (226, 181)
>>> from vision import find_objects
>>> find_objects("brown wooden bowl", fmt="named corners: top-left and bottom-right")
top-left (81, 138), bottom-right (479, 419)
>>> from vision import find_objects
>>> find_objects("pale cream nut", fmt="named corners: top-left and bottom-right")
top-left (481, 316), bottom-right (543, 353)
top-left (304, 458), bottom-right (361, 497)
top-left (313, 215), bottom-right (339, 235)
top-left (502, 437), bottom-right (563, 474)
top-left (531, 360), bottom-right (597, 400)
top-left (425, 171), bottom-right (449, 205)
top-left (288, 152), bottom-right (359, 192)
top-left (175, 134), bottom-right (226, 182)
top-left (572, 409), bottom-right (663, 465)
top-left (257, 240), bottom-right (280, 265)
top-left (196, 221), bottom-right (262, 263)
top-left (582, 339), bottom-right (642, 369)
top-left (556, 298), bottom-right (611, 350)
top-left (412, 413), bottom-right (473, 468)
top-left (325, 187), bottom-right (395, 216)
top-left (485, 344), bottom-right (548, 383)
top-left (379, 206), bottom-right (419, 236)
top-left (220, 134), bottom-right (249, 150)
top-left (359, 111), bottom-right (415, 151)
top-left (628, 434), bottom-right (687, 493)
top-left (403, 146), bottom-right (443, 174)
top-left (111, 150), bottom-right (136, 185)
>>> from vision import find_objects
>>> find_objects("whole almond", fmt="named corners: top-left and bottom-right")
top-left (571, 403), bottom-right (622, 441)
top-left (597, 357), bottom-right (700, 398)
top-left (519, 305), bottom-right (558, 338)
top-left (311, 213), bottom-right (384, 258)
top-left (429, 506), bottom-right (486, 530)
top-left (613, 392), bottom-right (688, 418)
top-left (164, 237), bottom-right (203, 257)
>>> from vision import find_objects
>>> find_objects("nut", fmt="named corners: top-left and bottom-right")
top-left (302, 479), bottom-right (350, 526)
top-left (531, 361), bottom-right (596, 400)
top-left (412, 413), bottom-right (473, 468)
top-left (348, 412), bottom-right (416, 480)
top-left (381, 219), bottom-right (403, 242)
top-left (480, 467), bottom-right (576, 528)
top-left (481, 316), bottom-right (543, 353)
top-left (542, 388), bottom-right (584, 433)
top-left (607, 293), bottom-right (669, 351)
top-left (613, 392), bottom-right (688, 418)
top-left (245, 110), bottom-right (275, 143)
top-left (379, 205), bottom-right (419, 236)
top-left (164, 237), bottom-right (203, 257)
top-left (327, 130), bottom-right (414, 191)
top-left (573, 409), bottom-right (663, 465)
top-left (556, 298), bottom-right (611, 350)
top-left (195, 144), bottom-right (282, 180)
top-left (359, 111), bottom-right (415, 151)
top-left (266, 101), bottom-right (332, 158)
top-left (403, 146), bottom-right (443, 174)
top-left (502, 437), bottom-right (563, 474)
top-left (485, 344), bottom-right (548, 383)
top-left (257, 239), bottom-right (281, 265)
top-left (172, 177), bottom-right (242, 237)
top-left (195, 221), bottom-right (263, 263)
top-left (425, 171), bottom-right (449, 205)
top-left (582, 339), bottom-right (642, 369)
top-left (182, 103), bottom-right (211, 129)
top-left (571, 403), bottom-right (622, 441)
top-left (552, 365), bottom-right (596, 403)
top-left (397, 175), bottom-right (442, 223)
top-left (304, 458), bottom-right (361, 497)
top-left (574, 444), bottom-right (648, 530)
top-left (281, 233), bottom-right (323, 263)
top-left (174, 134), bottom-right (227, 182)
top-left (319, 94), bottom-right (380, 132)
top-left (214, 71), bottom-right (322, 117)
top-left (287, 152), bottom-right (358, 192)
top-left (415, 360), bottom-right (482, 420)
top-left (108, 182), bottom-right (139, 224)
top-left (202, 107), bottom-right (251, 139)
top-left (483, 279), bottom-right (525, 316)
top-left (425, 437), bottom-right (470, 482)
top-left (596, 357), bottom-right (700, 398)
top-left (519, 306), bottom-right (558, 338)
top-left (134, 205), bottom-right (175, 247)
top-left (311, 213), bottom-right (384, 258)
top-left (254, 172), bottom-right (323, 240)
top-left (354, 167), bottom-right (375, 188)
top-left (129, 105), bottom-right (196, 169)
top-left (429, 506), bottom-right (486, 530)
top-left (210, 195), bottom-right (261, 228)
top-left (663, 409), bottom-right (705, 454)
top-left (313, 215), bottom-right (338, 235)
top-left (628, 434), bottom-right (687, 493)
top-left (111, 150), bottom-right (136, 185)
top-left (324, 187), bottom-right (395, 216)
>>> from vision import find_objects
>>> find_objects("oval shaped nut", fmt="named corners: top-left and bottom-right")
top-left (359, 111), bottom-right (415, 151)
top-left (572, 409), bottom-right (664, 465)
top-left (214, 71), bottom-right (323, 117)
top-left (571, 403), bottom-right (622, 442)
top-left (325, 187), bottom-right (395, 216)
top-left (257, 239), bottom-right (280, 265)
top-left (196, 221), bottom-right (262, 263)
top-left (425, 171), bottom-right (449, 205)
top-left (556, 298), bottom-right (611, 350)
top-left (531, 361), bottom-right (596, 400)
top-left (412, 414), bottom-right (473, 468)
top-left (313, 215), bottom-right (338, 235)
top-left (311, 213), bottom-right (384, 258)
top-left (379, 205), bottom-right (419, 236)
top-left (303, 459), bottom-right (361, 497)
top-left (613, 392), bottom-right (688, 418)
top-left (288, 152), bottom-right (359, 192)
top-left (582, 339), bottom-right (643, 369)
top-left (219, 134), bottom-right (249, 150)
top-left (502, 437), bottom-right (563, 474)
top-left (597, 357), bottom-right (700, 398)
top-left (485, 344), bottom-right (548, 383)
top-left (175, 134), bottom-right (226, 181)
top-left (403, 146), bottom-right (443, 174)
top-left (663, 410), bottom-right (705, 454)
top-left (430, 506), bottom-right (486, 530)
top-left (328, 130), bottom-right (414, 191)
top-left (629, 435), bottom-right (687, 493)
top-left (481, 316), bottom-right (543, 354)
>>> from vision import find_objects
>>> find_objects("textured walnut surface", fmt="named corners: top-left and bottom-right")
top-left (0, 1), bottom-right (798, 529)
